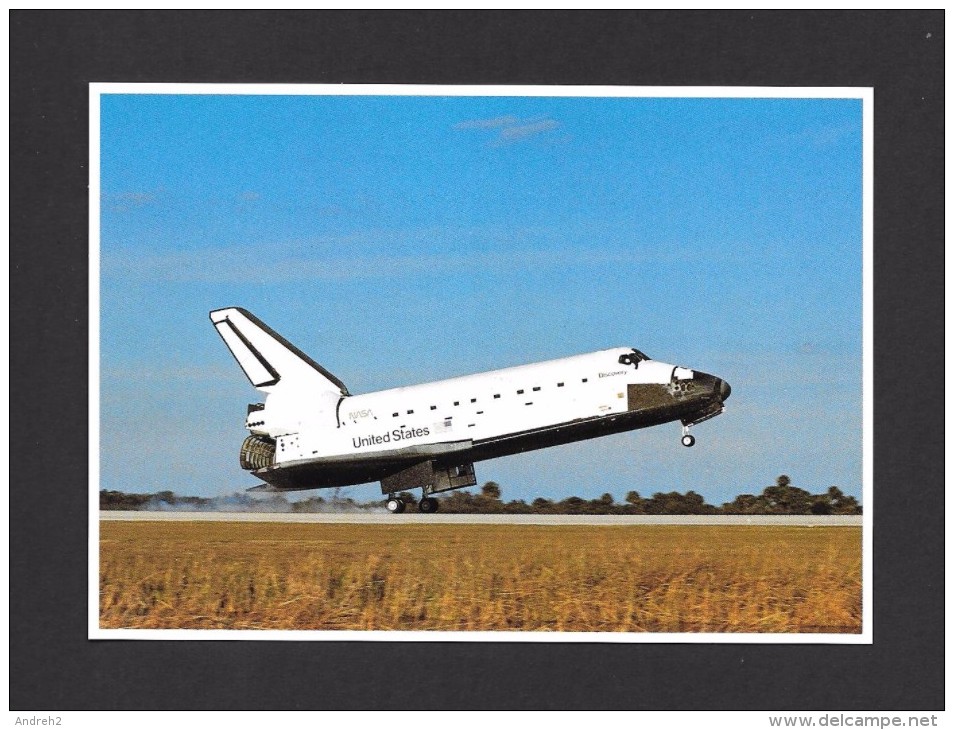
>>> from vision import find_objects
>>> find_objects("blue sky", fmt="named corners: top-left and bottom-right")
top-left (98, 91), bottom-right (863, 505)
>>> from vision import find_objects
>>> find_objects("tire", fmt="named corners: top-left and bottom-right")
top-left (419, 497), bottom-right (438, 513)
top-left (386, 498), bottom-right (405, 513)
top-left (681, 434), bottom-right (696, 447)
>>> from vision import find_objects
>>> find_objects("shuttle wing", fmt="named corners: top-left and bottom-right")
top-left (250, 439), bottom-right (475, 491)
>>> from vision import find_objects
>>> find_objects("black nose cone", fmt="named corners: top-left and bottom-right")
top-left (719, 379), bottom-right (731, 401)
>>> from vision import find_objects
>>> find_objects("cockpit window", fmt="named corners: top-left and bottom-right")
top-left (618, 349), bottom-right (650, 367)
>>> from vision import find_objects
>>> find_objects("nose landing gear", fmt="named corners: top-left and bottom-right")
top-left (681, 425), bottom-right (696, 448)
top-left (680, 405), bottom-right (726, 448)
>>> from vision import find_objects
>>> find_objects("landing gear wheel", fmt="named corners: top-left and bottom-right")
top-left (681, 434), bottom-right (696, 447)
top-left (386, 497), bottom-right (406, 514)
top-left (418, 497), bottom-right (439, 513)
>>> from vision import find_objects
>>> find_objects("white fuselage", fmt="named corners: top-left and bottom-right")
top-left (250, 349), bottom-right (692, 466)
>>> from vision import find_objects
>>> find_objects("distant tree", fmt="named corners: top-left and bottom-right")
top-left (622, 490), bottom-right (646, 514)
top-left (441, 489), bottom-right (486, 513)
top-left (644, 490), bottom-right (716, 515)
top-left (810, 500), bottom-right (832, 515)
top-left (503, 499), bottom-right (532, 514)
top-left (481, 481), bottom-right (502, 501)
top-left (559, 496), bottom-right (587, 514)
top-left (645, 491), bottom-right (684, 514)
top-left (722, 493), bottom-right (761, 514)
top-left (762, 476), bottom-right (813, 514)
top-left (826, 486), bottom-right (861, 515)
top-left (531, 497), bottom-right (554, 513)
top-left (712, 480), bottom-right (861, 516)
top-left (685, 491), bottom-right (706, 508)
top-left (582, 492), bottom-right (615, 513)
top-left (99, 489), bottom-right (152, 510)
top-left (97, 478), bottom-right (862, 517)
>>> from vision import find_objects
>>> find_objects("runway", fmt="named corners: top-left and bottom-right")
top-left (99, 511), bottom-right (862, 526)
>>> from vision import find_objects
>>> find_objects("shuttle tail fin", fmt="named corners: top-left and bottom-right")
top-left (210, 307), bottom-right (350, 395)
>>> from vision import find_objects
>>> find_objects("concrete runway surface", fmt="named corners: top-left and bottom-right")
top-left (100, 511), bottom-right (862, 526)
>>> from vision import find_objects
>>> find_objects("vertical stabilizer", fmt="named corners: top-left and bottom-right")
top-left (210, 307), bottom-right (350, 395)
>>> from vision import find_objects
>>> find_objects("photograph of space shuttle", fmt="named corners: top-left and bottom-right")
top-left (213, 307), bottom-right (731, 513)
top-left (94, 86), bottom-right (866, 638)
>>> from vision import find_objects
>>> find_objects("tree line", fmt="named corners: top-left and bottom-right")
top-left (99, 475), bottom-right (860, 515)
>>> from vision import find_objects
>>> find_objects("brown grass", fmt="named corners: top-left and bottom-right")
top-left (99, 522), bottom-right (861, 633)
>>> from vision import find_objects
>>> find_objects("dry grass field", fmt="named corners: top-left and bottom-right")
top-left (99, 522), bottom-right (861, 633)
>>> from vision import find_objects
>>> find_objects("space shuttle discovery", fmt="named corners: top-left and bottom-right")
top-left (211, 307), bottom-right (731, 513)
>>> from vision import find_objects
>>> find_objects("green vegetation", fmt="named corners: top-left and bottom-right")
top-left (100, 474), bottom-right (861, 515)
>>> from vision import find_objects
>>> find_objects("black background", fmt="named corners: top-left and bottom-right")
top-left (10, 11), bottom-right (944, 710)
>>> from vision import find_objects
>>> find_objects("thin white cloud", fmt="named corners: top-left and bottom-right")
top-left (499, 119), bottom-right (559, 142)
top-left (453, 115), bottom-right (560, 145)
top-left (452, 115), bottom-right (520, 130)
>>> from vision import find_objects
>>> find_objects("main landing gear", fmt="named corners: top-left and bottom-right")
top-left (385, 494), bottom-right (439, 513)
top-left (681, 425), bottom-right (696, 448)
top-left (418, 496), bottom-right (439, 513)
top-left (385, 496), bottom-right (406, 514)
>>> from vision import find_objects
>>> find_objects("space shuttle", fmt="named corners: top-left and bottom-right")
top-left (211, 307), bottom-right (731, 513)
